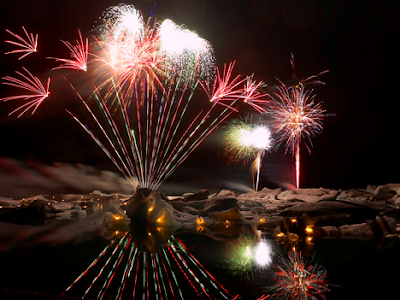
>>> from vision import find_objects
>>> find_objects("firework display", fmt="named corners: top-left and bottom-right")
top-left (1, 4), bottom-right (265, 191)
top-left (223, 117), bottom-right (272, 190)
top-left (1, 67), bottom-right (51, 118)
top-left (4, 26), bottom-right (38, 60)
top-left (267, 56), bottom-right (328, 188)
top-left (271, 250), bottom-right (329, 299)
top-left (48, 29), bottom-right (89, 71)
top-left (224, 232), bottom-right (273, 281)
top-left (63, 233), bottom-right (232, 300)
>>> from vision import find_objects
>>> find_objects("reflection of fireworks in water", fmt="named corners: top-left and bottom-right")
top-left (1, 4), bottom-right (266, 190)
top-left (63, 233), bottom-right (232, 299)
top-left (271, 250), bottom-right (329, 300)
top-left (267, 56), bottom-right (328, 188)
top-left (224, 117), bottom-right (272, 190)
top-left (224, 233), bottom-right (273, 281)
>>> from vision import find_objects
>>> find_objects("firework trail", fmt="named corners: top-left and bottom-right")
top-left (48, 29), bottom-right (89, 71)
top-left (223, 116), bottom-right (272, 190)
top-left (63, 232), bottom-right (232, 299)
top-left (267, 55), bottom-right (328, 188)
top-left (0, 67), bottom-right (51, 118)
top-left (64, 4), bottom-right (265, 191)
top-left (4, 26), bottom-right (38, 60)
top-left (271, 250), bottom-right (329, 299)
top-left (1, 3), bottom-right (266, 190)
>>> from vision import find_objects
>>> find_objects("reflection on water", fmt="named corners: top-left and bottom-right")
top-left (63, 223), bottom-right (233, 300)
top-left (63, 222), bottom-right (329, 300)
top-left (223, 229), bottom-right (329, 299)
top-left (270, 250), bottom-right (329, 299)
top-left (224, 231), bottom-right (273, 281)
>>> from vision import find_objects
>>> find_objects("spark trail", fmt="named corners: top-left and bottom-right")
top-left (267, 56), bottom-right (328, 188)
top-left (271, 250), bottom-right (329, 299)
top-left (65, 5), bottom-right (264, 190)
top-left (5, 26), bottom-right (38, 60)
top-left (63, 233), bottom-right (232, 300)
top-left (49, 29), bottom-right (89, 71)
top-left (2, 3), bottom-right (266, 190)
top-left (0, 67), bottom-right (50, 118)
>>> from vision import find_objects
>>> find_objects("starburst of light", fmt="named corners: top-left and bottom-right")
top-left (4, 26), bottom-right (38, 60)
top-left (92, 4), bottom-right (164, 102)
top-left (268, 81), bottom-right (326, 189)
top-left (272, 250), bottom-right (329, 300)
top-left (224, 233), bottom-right (273, 281)
top-left (49, 29), bottom-right (89, 71)
top-left (1, 67), bottom-right (50, 118)
top-left (224, 117), bottom-right (272, 163)
top-left (158, 19), bottom-right (215, 81)
top-left (200, 62), bottom-right (248, 111)
top-left (223, 117), bottom-right (273, 190)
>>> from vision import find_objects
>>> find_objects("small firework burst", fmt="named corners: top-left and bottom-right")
top-left (271, 250), bottom-right (329, 299)
top-left (0, 67), bottom-right (51, 118)
top-left (223, 116), bottom-right (273, 190)
top-left (267, 55), bottom-right (329, 188)
top-left (49, 29), bottom-right (89, 71)
top-left (5, 26), bottom-right (38, 60)
top-left (223, 116), bottom-right (272, 164)
top-left (224, 233), bottom-right (273, 281)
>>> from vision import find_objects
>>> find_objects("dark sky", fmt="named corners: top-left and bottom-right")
top-left (1, 0), bottom-right (400, 195)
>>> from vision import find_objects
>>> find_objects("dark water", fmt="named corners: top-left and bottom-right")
top-left (0, 222), bottom-right (399, 300)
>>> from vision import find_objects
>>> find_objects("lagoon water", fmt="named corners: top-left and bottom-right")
top-left (0, 221), bottom-right (399, 300)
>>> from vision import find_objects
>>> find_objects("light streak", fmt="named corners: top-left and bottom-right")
top-left (271, 250), bottom-right (329, 299)
top-left (49, 29), bottom-right (89, 71)
top-left (267, 54), bottom-right (329, 189)
top-left (268, 82), bottom-right (326, 189)
top-left (2, 3), bottom-right (266, 191)
top-left (1, 67), bottom-right (50, 118)
top-left (4, 26), bottom-right (38, 60)
top-left (199, 62), bottom-right (245, 111)
top-left (242, 76), bottom-right (269, 113)
top-left (63, 233), bottom-right (232, 299)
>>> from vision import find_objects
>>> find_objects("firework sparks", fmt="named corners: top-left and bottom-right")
top-left (49, 29), bottom-right (89, 71)
top-left (200, 62), bottom-right (247, 111)
top-left (266, 54), bottom-right (329, 189)
top-left (65, 4), bottom-right (261, 190)
top-left (158, 19), bottom-right (215, 81)
top-left (242, 76), bottom-right (269, 113)
top-left (1, 3), bottom-right (265, 191)
top-left (224, 233), bottom-right (273, 281)
top-left (268, 81), bottom-right (327, 188)
top-left (93, 4), bottom-right (163, 99)
top-left (63, 233), bottom-right (232, 299)
top-left (4, 26), bottom-right (38, 60)
top-left (224, 117), bottom-right (273, 190)
top-left (1, 67), bottom-right (51, 118)
top-left (272, 250), bottom-right (329, 299)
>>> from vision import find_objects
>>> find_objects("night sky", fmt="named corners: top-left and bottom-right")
top-left (1, 0), bottom-right (400, 196)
